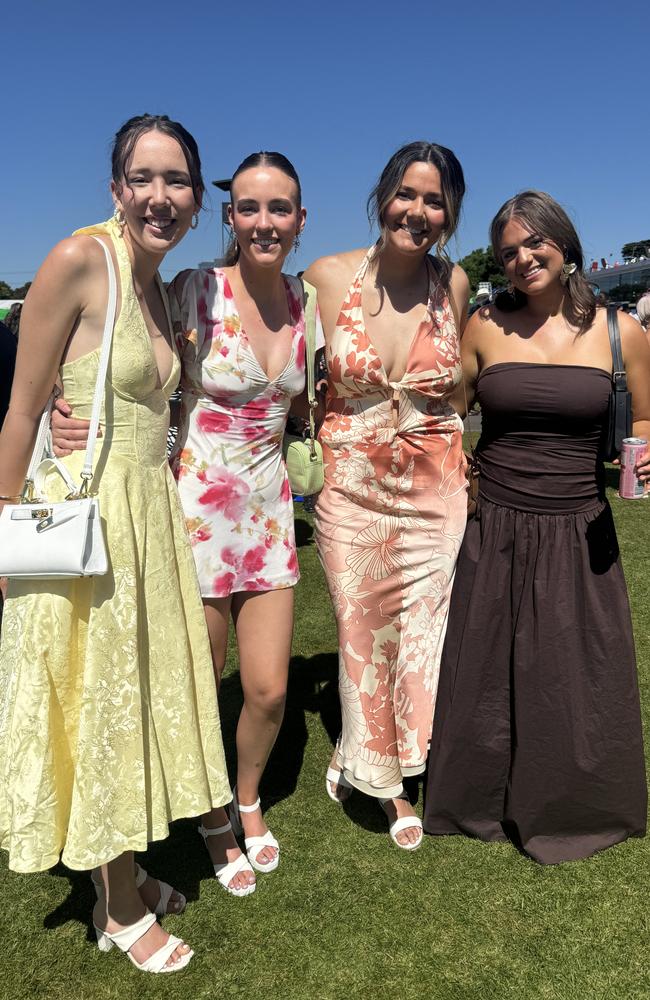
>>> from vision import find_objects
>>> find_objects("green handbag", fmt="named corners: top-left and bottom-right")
top-left (282, 279), bottom-right (324, 497)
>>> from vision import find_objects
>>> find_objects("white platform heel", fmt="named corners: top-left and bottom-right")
top-left (198, 819), bottom-right (256, 896)
top-left (93, 911), bottom-right (193, 973)
top-left (230, 788), bottom-right (280, 874)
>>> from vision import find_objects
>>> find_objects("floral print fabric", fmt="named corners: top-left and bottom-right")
top-left (315, 251), bottom-right (467, 799)
top-left (170, 269), bottom-right (307, 598)
top-left (0, 219), bottom-right (231, 873)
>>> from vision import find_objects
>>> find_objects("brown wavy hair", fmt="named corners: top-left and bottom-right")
top-left (490, 190), bottom-right (596, 334)
top-left (367, 141), bottom-right (465, 290)
top-left (111, 114), bottom-right (205, 209)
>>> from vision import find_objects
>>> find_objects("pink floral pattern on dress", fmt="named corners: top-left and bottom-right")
top-left (169, 269), bottom-right (306, 597)
top-left (315, 251), bottom-right (468, 798)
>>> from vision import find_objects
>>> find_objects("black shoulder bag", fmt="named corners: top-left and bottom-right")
top-left (602, 305), bottom-right (632, 461)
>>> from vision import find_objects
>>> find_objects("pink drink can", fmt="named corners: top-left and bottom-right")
top-left (619, 438), bottom-right (648, 499)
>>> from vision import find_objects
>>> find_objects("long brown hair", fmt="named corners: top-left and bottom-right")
top-left (490, 190), bottom-right (596, 334)
top-left (367, 141), bottom-right (465, 290)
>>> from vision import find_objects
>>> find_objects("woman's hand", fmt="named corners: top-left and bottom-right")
top-left (634, 448), bottom-right (650, 482)
top-left (51, 397), bottom-right (96, 457)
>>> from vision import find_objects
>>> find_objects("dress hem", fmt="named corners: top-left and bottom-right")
top-left (1, 791), bottom-right (232, 874)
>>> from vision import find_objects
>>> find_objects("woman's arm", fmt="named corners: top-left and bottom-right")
top-left (449, 264), bottom-right (470, 337)
top-left (620, 311), bottom-right (650, 479)
top-left (0, 238), bottom-right (93, 499)
top-left (449, 308), bottom-right (483, 418)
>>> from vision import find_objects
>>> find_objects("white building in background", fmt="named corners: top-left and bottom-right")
top-left (587, 258), bottom-right (650, 294)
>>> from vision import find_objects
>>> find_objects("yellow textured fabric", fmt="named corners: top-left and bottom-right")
top-left (0, 219), bottom-right (230, 873)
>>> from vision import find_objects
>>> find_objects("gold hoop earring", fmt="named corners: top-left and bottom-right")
top-left (190, 212), bottom-right (199, 230)
top-left (113, 206), bottom-right (125, 227)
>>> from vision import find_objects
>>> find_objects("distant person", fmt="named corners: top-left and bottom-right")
top-left (0, 321), bottom-right (17, 431)
top-left (3, 303), bottom-right (22, 338)
top-left (636, 292), bottom-right (650, 333)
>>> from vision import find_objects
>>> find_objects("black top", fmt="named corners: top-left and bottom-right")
top-left (476, 363), bottom-right (610, 513)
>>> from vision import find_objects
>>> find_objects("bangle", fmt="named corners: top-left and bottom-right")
top-left (0, 494), bottom-right (21, 502)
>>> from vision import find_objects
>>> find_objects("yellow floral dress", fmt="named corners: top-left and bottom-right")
top-left (0, 218), bottom-right (230, 873)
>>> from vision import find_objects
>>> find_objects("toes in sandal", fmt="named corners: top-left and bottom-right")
top-left (94, 910), bottom-right (193, 974)
top-left (326, 766), bottom-right (353, 803)
top-left (198, 821), bottom-right (256, 897)
top-left (230, 790), bottom-right (280, 874)
top-left (91, 864), bottom-right (186, 916)
top-left (378, 797), bottom-right (423, 852)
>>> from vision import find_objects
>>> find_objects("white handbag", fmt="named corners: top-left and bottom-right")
top-left (0, 236), bottom-right (116, 579)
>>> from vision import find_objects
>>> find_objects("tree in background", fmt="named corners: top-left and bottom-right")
top-left (0, 280), bottom-right (31, 299)
top-left (621, 240), bottom-right (650, 262)
top-left (456, 247), bottom-right (506, 294)
top-left (603, 283), bottom-right (648, 304)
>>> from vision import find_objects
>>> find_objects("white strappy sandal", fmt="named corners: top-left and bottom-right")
top-left (378, 796), bottom-right (423, 851)
top-left (326, 766), bottom-right (353, 803)
top-left (94, 910), bottom-right (193, 974)
top-left (198, 819), bottom-right (256, 897)
top-left (91, 863), bottom-right (186, 916)
top-left (230, 788), bottom-right (280, 874)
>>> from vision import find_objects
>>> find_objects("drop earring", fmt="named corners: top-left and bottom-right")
top-left (190, 212), bottom-right (199, 230)
top-left (560, 261), bottom-right (577, 285)
top-left (293, 234), bottom-right (301, 251)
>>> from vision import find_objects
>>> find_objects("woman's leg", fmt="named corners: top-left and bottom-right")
top-left (232, 588), bottom-right (294, 865)
top-left (199, 596), bottom-right (256, 891)
top-left (92, 852), bottom-right (190, 968)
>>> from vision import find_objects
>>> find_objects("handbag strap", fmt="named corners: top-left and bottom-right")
top-left (23, 234), bottom-right (117, 499)
top-left (607, 304), bottom-right (627, 391)
top-left (301, 278), bottom-right (318, 452)
top-left (81, 237), bottom-right (117, 483)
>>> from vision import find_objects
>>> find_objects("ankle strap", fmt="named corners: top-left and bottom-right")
top-left (236, 797), bottom-right (261, 814)
top-left (199, 822), bottom-right (232, 837)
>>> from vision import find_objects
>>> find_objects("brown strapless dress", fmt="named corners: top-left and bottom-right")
top-left (423, 363), bottom-right (647, 864)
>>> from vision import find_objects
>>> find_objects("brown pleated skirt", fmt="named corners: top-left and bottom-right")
top-left (423, 496), bottom-right (647, 864)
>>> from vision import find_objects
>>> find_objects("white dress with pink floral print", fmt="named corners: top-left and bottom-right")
top-left (170, 269), bottom-right (306, 598)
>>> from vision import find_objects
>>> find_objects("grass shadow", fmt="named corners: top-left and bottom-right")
top-left (43, 864), bottom-right (95, 938)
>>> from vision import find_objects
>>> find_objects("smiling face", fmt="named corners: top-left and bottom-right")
top-left (228, 166), bottom-right (306, 269)
top-left (381, 161), bottom-right (447, 256)
top-left (111, 129), bottom-right (199, 258)
top-left (499, 217), bottom-right (565, 295)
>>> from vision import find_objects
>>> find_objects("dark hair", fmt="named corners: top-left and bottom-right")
top-left (111, 114), bottom-right (205, 207)
top-left (224, 151), bottom-right (302, 265)
top-left (490, 190), bottom-right (596, 334)
top-left (367, 141), bottom-right (465, 288)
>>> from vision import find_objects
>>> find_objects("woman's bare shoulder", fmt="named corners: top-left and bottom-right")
top-left (304, 248), bottom-right (366, 287)
top-left (449, 262), bottom-right (470, 295)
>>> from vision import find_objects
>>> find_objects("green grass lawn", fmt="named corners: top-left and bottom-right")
top-left (1, 481), bottom-right (649, 1000)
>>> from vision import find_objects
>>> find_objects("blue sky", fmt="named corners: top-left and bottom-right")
top-left (4, 0), bottom-right (648, 284)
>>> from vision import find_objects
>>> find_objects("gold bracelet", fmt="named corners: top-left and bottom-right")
top-left (0, 494), bottom-right (21, 502)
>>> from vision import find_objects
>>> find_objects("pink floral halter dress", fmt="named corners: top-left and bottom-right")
top-left (315, 250), bottom-right (468, 799)
top-left (170, 269), bottom-right (306, 598)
